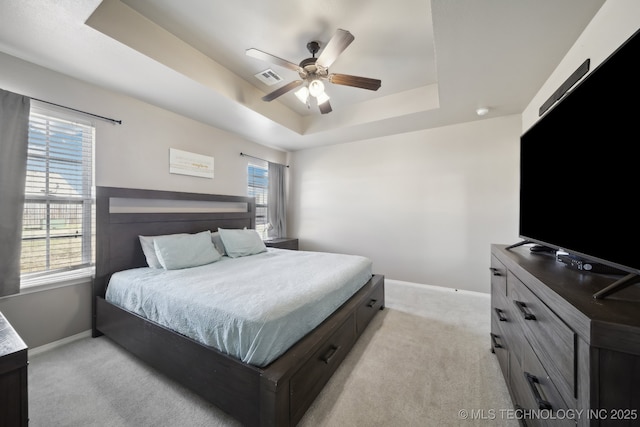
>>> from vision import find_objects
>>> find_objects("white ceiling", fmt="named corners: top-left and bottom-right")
top-left (0, 0), bottom-right (605, 152)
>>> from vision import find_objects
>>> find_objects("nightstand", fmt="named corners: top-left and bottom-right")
top-left (0, 312), bottom-right (28, 426)
top-left (264, 238), bottom-right (299, 250)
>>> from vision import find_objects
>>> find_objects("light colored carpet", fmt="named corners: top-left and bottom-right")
top-left (28, 280), bottom-right (517, 426)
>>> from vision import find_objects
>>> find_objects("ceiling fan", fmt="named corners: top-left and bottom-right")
top-left (246, 29), bottom-right (381, 114)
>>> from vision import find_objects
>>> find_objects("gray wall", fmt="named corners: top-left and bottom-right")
top-left (288, 115), bottom-right (521, 293)
top-left (0, 283), bottom-right (92, 349)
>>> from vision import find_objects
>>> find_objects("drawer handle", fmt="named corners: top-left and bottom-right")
top-left (525, 372), bottom-right (552, 410)
top-left (321, 345), bottom-right (341, 364)
top-left (366, 299), bottom-right (378, 308)
top-left (489, 267), bottom-right (502, 276)
top-left (494, 307), bottom-right (507, 322)
top-left (490, 333), bottom-right (502, 350)
top-left (514, 300), bottom-right (536, 321)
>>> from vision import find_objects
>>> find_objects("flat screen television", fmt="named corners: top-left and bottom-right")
top-left (513, 28), bottom-right (640, 299)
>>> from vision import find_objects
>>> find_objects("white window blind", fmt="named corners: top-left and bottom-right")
top-left (247, 161), bottom-right (268, 238)
top-left (20, 106), bottom-right (95, 281)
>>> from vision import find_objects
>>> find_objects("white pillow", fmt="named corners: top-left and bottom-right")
top-left (139, 234), bottom-right (167, 268)
top-left (210, 231), bottom-right (227, 256)
top-left (153, 230), bottom-right (222, 270)
top-left (218, 228), bottom-right (267, 258)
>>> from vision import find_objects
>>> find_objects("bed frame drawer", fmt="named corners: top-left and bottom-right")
top-left (289, 315), bottom-right (356, 424)
top-left (356, 276), bottom-right (385, 333)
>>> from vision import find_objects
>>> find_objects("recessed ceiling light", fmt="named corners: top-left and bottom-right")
top-left (476, 107), bottom-right (490, 116)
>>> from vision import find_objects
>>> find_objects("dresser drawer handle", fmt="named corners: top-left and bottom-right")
top-left (321, 345), bottom-right (341, 364)
top-left (525, 372), bottom-right (552, 410)
top-left (366, 299), bottom-right (378, 308)
top-left (514, 300), bottom-right (536, 321)
top-left (490, 333), bottom-right (502, 351)
top-left (489, 267), bottom-right (502, 276)
top-left (494, 307), bottom-right (507, 322)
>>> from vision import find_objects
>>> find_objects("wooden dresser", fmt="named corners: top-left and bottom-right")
top-left (0, 312), bottom-right (28, 426)
top-left (490, 244), bottom-right (640, 426)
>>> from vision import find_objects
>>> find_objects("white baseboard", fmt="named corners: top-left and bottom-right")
top-left (29, 329), bottom-right (92, 357)
top-left (385, 278), bottom-right (490, 298)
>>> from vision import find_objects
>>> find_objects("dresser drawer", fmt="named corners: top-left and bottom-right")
top-left (491, 284), bottom-right (512, 349)
top-left (491, 316), bottom-right (510, 383)
top-left (290, 316), bottom-right (356, 423)
top-left (510, 347), bottom-right (573, 427)
top-left (508, 274), bottom-right (575, 407)
top-left (356, 279), bottom-right (384, 333)
top-left (490, 255), bottom-right (508, 297)
top-left (492, 272), bottom-right (525, 365)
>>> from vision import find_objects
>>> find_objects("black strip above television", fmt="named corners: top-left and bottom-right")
top-left (538, 59), bottom-right (590, 116)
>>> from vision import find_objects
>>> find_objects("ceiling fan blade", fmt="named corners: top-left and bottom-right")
top-left (316, 29), bottom-right (355, 68)
top-left (246, 48), bottom-right (302, 73)
top-left (318, 99), bottom-right (332, 114)
top-left (329, 73), bottom-right (381, 91)
top-left (262, 80), bottom-right (304, 102)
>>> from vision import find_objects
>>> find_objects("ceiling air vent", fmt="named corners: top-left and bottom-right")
top-left (254, 69), bottom-right (283, 86)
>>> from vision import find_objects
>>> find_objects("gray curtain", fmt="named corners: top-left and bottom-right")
top-left (0, 90), bottom-right (30, 296)
top-left (267, 162), bottom-right (287, 238)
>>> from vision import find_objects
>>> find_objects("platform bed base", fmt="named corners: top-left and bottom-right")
top-left (95, 274), bottom-right (385, 427)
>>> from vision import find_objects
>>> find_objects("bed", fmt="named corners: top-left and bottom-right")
top-left (92, 186), bottom-right (385, 426)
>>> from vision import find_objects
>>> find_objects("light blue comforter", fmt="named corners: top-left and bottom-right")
top-left (106, 248), bottom-right (372, 367)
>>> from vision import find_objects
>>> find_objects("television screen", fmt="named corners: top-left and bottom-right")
top-left (518, 28), bottom-right (640, 276)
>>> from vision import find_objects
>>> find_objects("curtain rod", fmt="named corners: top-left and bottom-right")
top-left (240, 152), bottom-right (289, 168)
top-left (31, 97), bottom-right (122, 125)
top-left (2, 88), bottom-right (122, 125)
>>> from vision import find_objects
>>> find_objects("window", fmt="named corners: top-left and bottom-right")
top-left (247, 161), bottom-right (268, 238)
top-left (20, 105), bottom-right (95, 284)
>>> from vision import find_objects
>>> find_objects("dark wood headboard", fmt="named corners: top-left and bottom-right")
top-left (92, 186), bottom-right (255, 319)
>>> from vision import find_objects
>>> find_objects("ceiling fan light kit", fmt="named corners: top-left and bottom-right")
top-left (246, 29), bottom-right (381, 114)
top-left (308, 79), bottom-right (325, 97)
top-left (316, 91), bottom-right (330, 105)
top-left (294, 86), bottom-right (309, 104)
